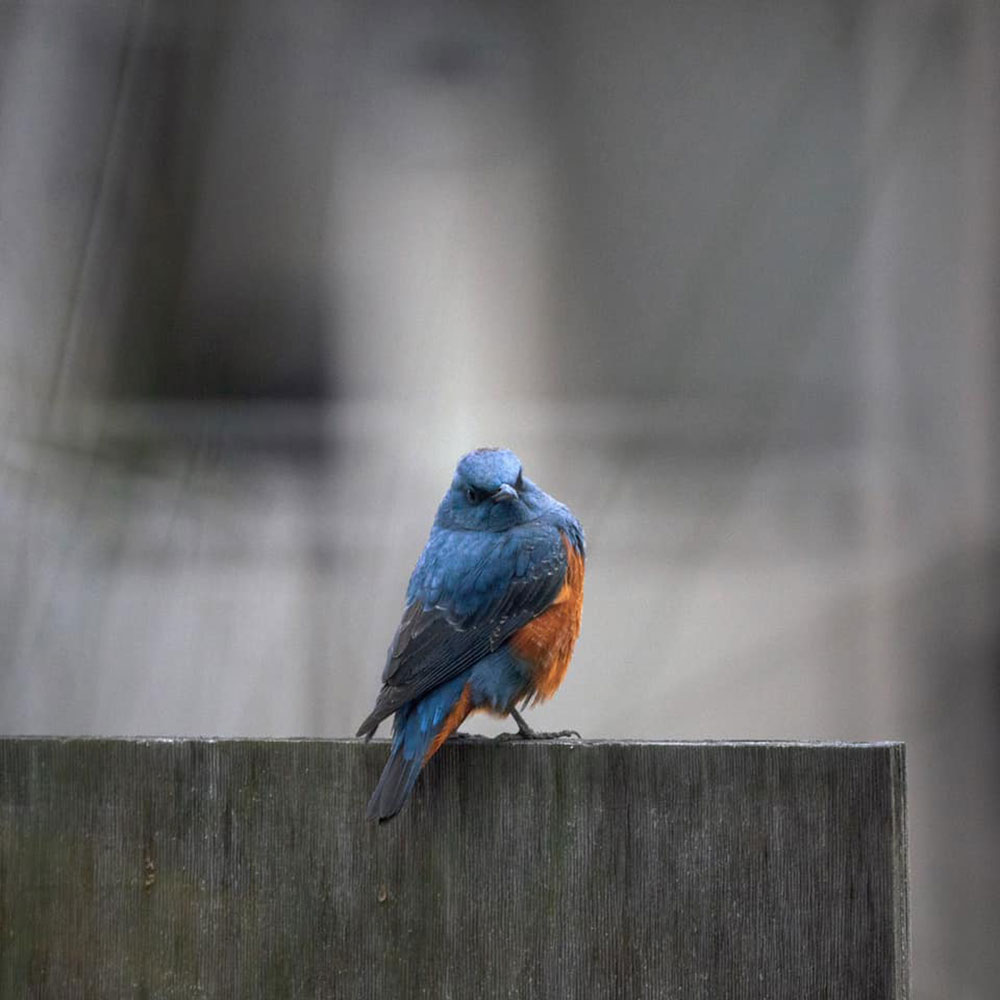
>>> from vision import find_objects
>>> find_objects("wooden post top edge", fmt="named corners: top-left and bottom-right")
top-left (0, 735), bottom-right (906, 750)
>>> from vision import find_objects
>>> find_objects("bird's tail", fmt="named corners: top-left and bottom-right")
top-left (366, 743), bottom-right (425, 821)
top-left (365, 677), bottom-right (473, 821)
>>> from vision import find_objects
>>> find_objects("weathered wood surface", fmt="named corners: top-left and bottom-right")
top-left (0, 739), bottom-right (907, 999)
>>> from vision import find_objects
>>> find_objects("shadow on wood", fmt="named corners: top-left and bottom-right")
top-left (0, 739), bottom-right (907, 998)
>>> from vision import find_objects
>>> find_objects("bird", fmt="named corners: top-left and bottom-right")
top-left (357, 447), bottom-right (585, 821)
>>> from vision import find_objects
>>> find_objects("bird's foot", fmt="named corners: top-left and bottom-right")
top-left (497, 707), bottom-right (581, 741)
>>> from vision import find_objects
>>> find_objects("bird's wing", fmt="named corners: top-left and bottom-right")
top-left (356, 524), bottom-right (568, 736)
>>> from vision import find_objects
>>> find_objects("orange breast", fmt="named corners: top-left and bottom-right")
top-left (509, 533), bottom-right (585, 703)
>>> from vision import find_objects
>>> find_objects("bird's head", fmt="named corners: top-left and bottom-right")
top-left (435, 448), bottom-right (550, 532)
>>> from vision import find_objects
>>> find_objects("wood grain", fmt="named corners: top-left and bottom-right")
top-left (0, 739), bottom-right (907, 998)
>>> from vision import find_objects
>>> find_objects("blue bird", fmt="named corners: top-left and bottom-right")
top-left (357, 448), bottom-right (585, 821)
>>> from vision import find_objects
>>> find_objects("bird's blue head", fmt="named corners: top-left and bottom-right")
top-left (434, 448), bottom-right (559, 533)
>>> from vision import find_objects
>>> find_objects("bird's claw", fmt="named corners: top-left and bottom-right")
top-left (504, 706), bottom-right (580, 741)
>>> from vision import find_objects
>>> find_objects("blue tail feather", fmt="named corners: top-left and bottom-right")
top-left (365, 675), bottom-right (469, 821)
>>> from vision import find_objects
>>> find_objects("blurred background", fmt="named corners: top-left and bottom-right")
top-left (0, 0), bottom-right (997, 995)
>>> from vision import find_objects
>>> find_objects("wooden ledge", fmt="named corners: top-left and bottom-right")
top-left (0, 739), bottom-right (908, 998)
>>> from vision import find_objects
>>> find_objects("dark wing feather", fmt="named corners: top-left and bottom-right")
top-left (356, 527), bottom-right (567, 737)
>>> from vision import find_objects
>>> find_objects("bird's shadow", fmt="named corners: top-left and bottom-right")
top-left (444, 732), bottom-right (504, 745)
top-left (445, 730), bottom-right (581, 745)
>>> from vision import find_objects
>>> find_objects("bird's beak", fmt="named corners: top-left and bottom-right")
top-left (491, 483), bottom-right (518, 503)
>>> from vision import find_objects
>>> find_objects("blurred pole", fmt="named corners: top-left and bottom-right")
top-left (859, 3), bottom-right (1000, 997)
top-left (859, 0), bottom-right (911, 737)
top-left (0, 0), bottom-right (140, 710)
top-left (958, 0), bottom-right (999, 550)
top-left (956, 2), bottom-right (1000, 993)
top-left (326, 0), bottom-right (555, 467)
top-left (0, 0), bottom-right (133, 434)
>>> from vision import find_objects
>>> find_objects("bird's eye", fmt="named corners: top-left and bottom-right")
top-left (515, 470), bottom-right (524, 492)
top-left (466, 486), bottom-right (481, 503)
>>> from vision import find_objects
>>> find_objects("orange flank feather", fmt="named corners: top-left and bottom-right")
top-left (424, 683), bottom-right (474, 762)
top-left (509, 533), bottom-right (585, 703)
